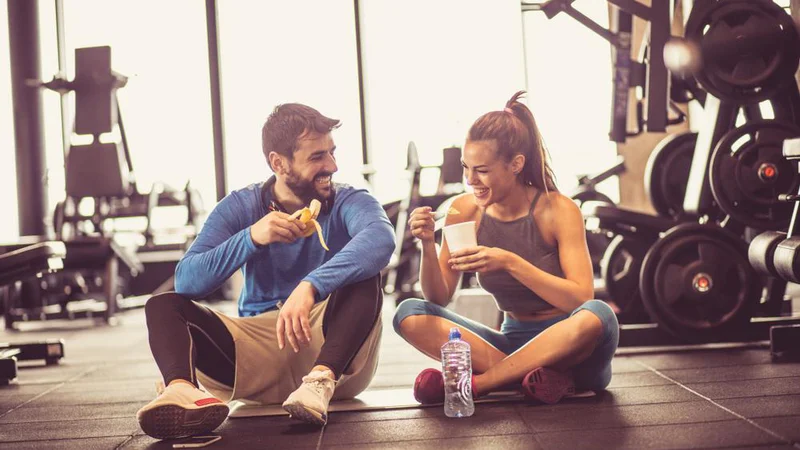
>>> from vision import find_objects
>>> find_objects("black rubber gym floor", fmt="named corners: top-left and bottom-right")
top-left (1, 297), bottom-right (799, 450)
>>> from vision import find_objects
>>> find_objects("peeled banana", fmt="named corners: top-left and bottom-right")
top-left (290, 199), bottom-right (329, 251)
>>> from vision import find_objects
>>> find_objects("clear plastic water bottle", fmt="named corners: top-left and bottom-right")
top-left (441, 327), bottom-right (474, 418)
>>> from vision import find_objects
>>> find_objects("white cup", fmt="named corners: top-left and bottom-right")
top-left (443, 221), bottom-right (477, 253)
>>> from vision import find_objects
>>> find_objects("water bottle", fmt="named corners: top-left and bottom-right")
top-left (441, 327), bottom-right (474, 417)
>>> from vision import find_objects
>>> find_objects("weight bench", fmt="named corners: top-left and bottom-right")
top-left (1, 236), bottom-right (142, 329)
top-left (580, 201), bottom-right (678, 324)
top-left (0, 242), bottom-right (67, 384)
top-left (580, 201), bottom-right (675, 240)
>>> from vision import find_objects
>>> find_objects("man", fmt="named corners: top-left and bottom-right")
top-left (136, 103), bottom-right (394, 439)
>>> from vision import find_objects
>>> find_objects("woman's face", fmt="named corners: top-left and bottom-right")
top-left (462, 139), bottom-right (519, 207)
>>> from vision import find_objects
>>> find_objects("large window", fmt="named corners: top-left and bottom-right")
top-left (217, 1), bottom-right (365, 193)
top-left (0, 4), bottom-right (17, 240)
top-left (523, 3), bottom-right (619, 200)
top-left (60, 0), bottom-right (217, 207)
top-left (359, 0), bottom-right (526, 203)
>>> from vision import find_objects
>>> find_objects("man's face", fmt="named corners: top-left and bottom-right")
top-left (284, 131), bottom-right (338, 204)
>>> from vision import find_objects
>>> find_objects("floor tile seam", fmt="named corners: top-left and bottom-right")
top-left (327, 406), bottom-right (523, 425)
top-left (680, 392), bottom-right (800, 401)
top-left (513, 398), bottom-right (705, 415)
top-left (740, 413), bottom-right (800, 421)
top-left (604, 383), bottom-right (700, 392)
top-left (0, 413), bottom-right (132, 425)
top-left (114, 434), bottom-right (135, 449)
top-left (316, 423), bottom-right (326, 450)
top-left (521, 416), bottom-right (748, 434)
top-left (318, 431), bottom-right (535, 447)
top-left (626, 361), bottom-right (772, 371)
top-left (616, 342), bottom-right (769, 356)
top-left (0, 365), bottom-right (100, 420)
top-left (0, 435), bottom-right (127, 444)
top-left (517, 399), bottom-right (722, 414)
top-left (1, 431), bottom-right (135, 444)
top-left (607, 382), bottom-right (679, 388)
top-left (678, 375), bottom-right (800, 386)
top-left (633, 359), bottom-right (795, 447)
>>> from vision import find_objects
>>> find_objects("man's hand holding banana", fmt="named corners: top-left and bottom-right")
top-left (250, 199), bottom-right (329, 250)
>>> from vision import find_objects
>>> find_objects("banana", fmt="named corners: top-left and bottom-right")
top-left (289, 199), bottom-right (329, 251)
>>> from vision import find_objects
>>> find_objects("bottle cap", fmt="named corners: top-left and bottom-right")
top-left (448, 327), bottom-right (461, 340)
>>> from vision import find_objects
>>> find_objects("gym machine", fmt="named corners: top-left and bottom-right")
top-left (5, 46), bottom-right (146, 328)
top-left (0, 243), bottom-right (67, 384)
top-left (533, 0), bottom-right (800, 345)
top-left (641, 0), bottom-right (800, 344)
top-left (749, 136), bottom-right (800, 361)
top-left (6, 46), bottom-right (207, 328)
top-left (35, 45), bottom-right (205, 258)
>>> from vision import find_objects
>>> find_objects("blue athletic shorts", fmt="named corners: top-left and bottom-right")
top-left (393, 298), bottom-right (619, 391)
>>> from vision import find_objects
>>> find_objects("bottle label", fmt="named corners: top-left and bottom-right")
top-left (457, 372), bottom-right (472, 404)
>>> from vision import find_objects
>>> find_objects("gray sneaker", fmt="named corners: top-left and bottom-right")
top-left (282, 370), bottom-right (336, 426)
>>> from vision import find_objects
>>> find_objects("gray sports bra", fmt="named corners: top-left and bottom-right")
top-left (476, 191), bottom-right (564, 313)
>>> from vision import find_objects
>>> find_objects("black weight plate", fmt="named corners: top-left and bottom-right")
top-left (685, 0), bottom-right (800, 104)
top-left (639, 223), bottom-right (761, 342)
top-left (644, 132), bottom-right (697, 218)
top-left (709, 120), bottom-right (800, 230)
top-left (600, 234), bottom-right (651, 323)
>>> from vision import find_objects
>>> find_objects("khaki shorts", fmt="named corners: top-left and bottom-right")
top-left (197, 299), bottom-right (382, 405)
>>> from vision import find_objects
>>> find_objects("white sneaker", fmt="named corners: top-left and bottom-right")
top-left (136, 381), bottom-right (229, 440)
top-left (282, 370), bottom-right (336, 426)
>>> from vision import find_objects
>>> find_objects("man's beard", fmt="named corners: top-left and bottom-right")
top-left (285, 169), bottom-right (334, 205)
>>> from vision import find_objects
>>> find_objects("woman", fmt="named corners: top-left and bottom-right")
top-left (393, 91), bottom-right (618, 405)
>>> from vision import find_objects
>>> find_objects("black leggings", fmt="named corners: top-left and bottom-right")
top-left (144, 275), bottom-right (383, 388)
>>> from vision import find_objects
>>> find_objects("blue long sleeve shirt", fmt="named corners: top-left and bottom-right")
top-left (174, 177), bottom-right (395, 316)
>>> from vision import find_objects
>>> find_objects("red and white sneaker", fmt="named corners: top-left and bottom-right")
top-left (136, 381), bottom-right (229, 440)
top-left (521, 367), bottom-right (575, 404)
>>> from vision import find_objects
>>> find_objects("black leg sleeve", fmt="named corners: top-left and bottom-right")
top-left (316, 274), bottom-right (383, 379)
top-left (144, 292), bottom-right (236, 388)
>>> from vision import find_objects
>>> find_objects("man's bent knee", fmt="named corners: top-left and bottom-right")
top-left (335, 274), bottom-right (383, 305)
top-left (144, 292), bottom-right (189, 318)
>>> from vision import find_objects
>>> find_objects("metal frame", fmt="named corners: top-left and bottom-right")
top-left (54, 0), bottom-right (70, 159)
top-left (521, 0), bottom-right (671, 141)
top-left (8, 0), bottom-right (48, 237)
top-left (353, 0), bottom-right (372, 186)
top-left (205, 0), bottom-right (227, 202)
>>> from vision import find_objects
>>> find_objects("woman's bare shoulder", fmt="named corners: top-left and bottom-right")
top-left (445, 193), bottom-right (479, 225)
top-left (537, 191), bottom-right (583, 239)
top-left (543, 191), bottom-right (581, 216)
